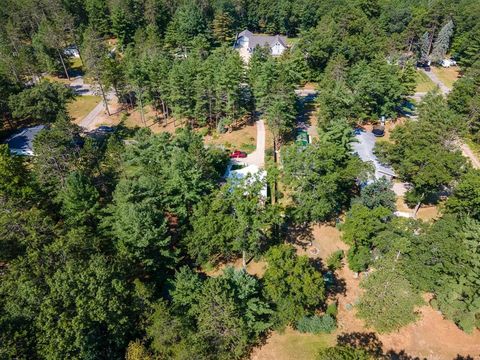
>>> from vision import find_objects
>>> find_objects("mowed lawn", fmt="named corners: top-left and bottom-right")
top-left (415, 70), bottom-right (437, 93)
top-left (251, 328), bottom-right (335, 360)
top-left (431, 66), bottom-right (460, 89)
top-left (68, 95), bottom-right (101, 123)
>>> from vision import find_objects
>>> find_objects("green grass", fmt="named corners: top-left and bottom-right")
top-left (255, 329), bottom-right (334, 360)
top-left (415, 70), bottom-right (437, 93)
top-left (240, 142), bottom-right (256, 153)
top-left (67, 95), bottom-right (101, 122)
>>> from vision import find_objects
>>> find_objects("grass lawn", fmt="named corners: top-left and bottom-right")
top-left (431, 66), bottom-right (460, 89)
top-left (68, 95), bottom-right (101, 122)
top-left (252, 328), bottom-right (335, 360)
top-left (415, 70), bottom-right (437, 93)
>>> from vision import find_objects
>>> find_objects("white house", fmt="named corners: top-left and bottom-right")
top-left (225, 163), bottom-right (268, 198)
top-left (234, 30), bottom-right (288, 63)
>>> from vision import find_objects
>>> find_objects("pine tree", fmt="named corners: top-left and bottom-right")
top-left (430, 20), bottom-right (454, 63)
top-left (212, 11), bottom-right (235, 44)
top-left (419, 31), bottom-right (431, 63)
top-left (357, 255), bottom-right (423, 333)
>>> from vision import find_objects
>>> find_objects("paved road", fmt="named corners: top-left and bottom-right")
top-left (69, 76), bottom-right (94, 96)
top-left (461, 143), bottom-right (480, 169)
top-left (422, 69), bottom-right (450, 95)
top-left (295, 88), bottom-right (319, 140)
top-left (78, 92), bottom-right (114, 130)
top-left (242, 120), bottom-right (265, 167)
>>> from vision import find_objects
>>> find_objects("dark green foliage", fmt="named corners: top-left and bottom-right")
top-left (283, 127), bottom-right (365, 222)
top-left (352, 178), bottom-right (396, 211)
top-left (375, 92), bottom-right (468, 202)
top-left (448, 62), bottom-right (480, 141)
top-left (0, 144), bottom-right (34, 200)
top-left (341, 204), bottom-right (392, 248)
top-left (122, 128), bottom-right (228, 225)
top-left (58, 171), bottom-right (100, 226)
top-left (404, 215), bottom-right (480, 332)
top-left (263, 245), bottom-right (325, 327)
top-left (357, 255), bottom-right (423, 333)
top-left (317, 345), bottom-right (371, 360)
top-left (326, 250), bottom-right (344, 271)
top-left (296, 314), bottom-right (336, 334)
top-left (347, 244), bottom-right (372, 273)
top-left (148, 267), bottom-right (272, 360)
top-left (186, 176), bottom-right (279, 265)
top-left (8, 81), bottom-right (75, 123)
top-left (106, 176), bottom-right (174, 273)
top-left (32, 116), bottom-right (84, 195)
top-left (445, 169), bottom-right (480, 219)
top-left (1, 0), bottom-right (480, 355)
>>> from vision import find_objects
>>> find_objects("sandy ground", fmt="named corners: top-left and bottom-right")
top-left (205, 258), bottom-right (267, 278)
top-left (253, 223), bottom-right (480, 360)
top-left (396, 197), bottom-right (440, 222)
top-left (204, 122), bottom-right (257, 150)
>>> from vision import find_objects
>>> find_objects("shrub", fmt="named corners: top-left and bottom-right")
top-left (347, 244), bottom-right (371, 272)
top-left (296, 314), bottom-right (336, 334)
top-left (326, 250), bottom-right (344, 270)
top-left (198, 127), bottom-right (210, 137)
top-left (326, 303), bottom-right (338, 318)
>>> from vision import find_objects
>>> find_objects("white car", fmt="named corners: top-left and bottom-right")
top-left (441, 59), bottom-right (456, 68)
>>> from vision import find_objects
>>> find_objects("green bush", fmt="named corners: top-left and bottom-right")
top-left (296, 314), bottom-right (336, 334)
top-left (326, 250), bottom-right (344, 270)
top-left (326, 303), bottom-right (338, 318)
top-left (198, 127), bottom-right (210, 137)
top-left (347, 245), bottom-right (371, 272)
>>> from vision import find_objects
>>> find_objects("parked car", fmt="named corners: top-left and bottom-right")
top-left (229, 150), bottom-right (247, 158)
top-left (441, 59), bottom-right (456, 68)
top-left (295, 130), bottom-right (310, 147)
top-left (372, 125), bottom-right (385, 137)
top-left (424, 65), bottom-right (431, 72)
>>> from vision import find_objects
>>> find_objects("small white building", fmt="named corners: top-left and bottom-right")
top-left (225, 163), bottom-right (268, 198)
top-left (234, 30), bottom-right (288, 63)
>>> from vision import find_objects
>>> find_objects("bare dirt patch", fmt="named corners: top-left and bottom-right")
top-left (204, 122), bottom-right (257, 153)
top-left (378, 304), bottom-right (480, 360)
top-left (325, 248), bottom-right (480, 360)
top-left (205, 258), bottom-right (267, 278)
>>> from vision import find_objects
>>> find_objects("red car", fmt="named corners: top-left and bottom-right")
top-left (229, 150), bottom-right (247, 158)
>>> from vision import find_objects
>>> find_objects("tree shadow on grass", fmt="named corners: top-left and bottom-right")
top-left (326, 272), bottom-right (347, 297)
top-left (282, 222), bottom-right (314, 251)
top-left (337, 332), bottom-right (432, 360)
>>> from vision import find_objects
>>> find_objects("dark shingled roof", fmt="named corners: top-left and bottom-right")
top-left (5, 125), bottom-right (45, 156)
top-left (237, 29), bottom-right (287, 49)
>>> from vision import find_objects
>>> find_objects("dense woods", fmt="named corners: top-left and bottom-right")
top-left (1, 0), bottom-right (480, 359)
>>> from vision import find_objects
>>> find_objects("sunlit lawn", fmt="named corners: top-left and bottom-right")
top-left (67, 95), bottom-right (101, 122)
top-left (252, 328), bottom-right (335, 360)
top-left (415, 70), bottom-right (437, 93)
top-left (431, 66), bottom-right (461, 89)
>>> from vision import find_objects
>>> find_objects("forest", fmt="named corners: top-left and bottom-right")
top-left (1, 0), bottom-right (480, 359)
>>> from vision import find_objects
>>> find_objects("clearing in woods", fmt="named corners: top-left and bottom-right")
top-left (252, 224), bottom-right (480, 360)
